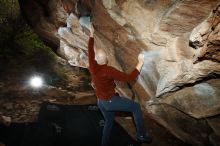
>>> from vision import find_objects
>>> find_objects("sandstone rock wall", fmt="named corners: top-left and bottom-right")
top-left (18, 0), bottom-right (220, 145)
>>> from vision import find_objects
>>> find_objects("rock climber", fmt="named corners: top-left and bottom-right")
top-left (88, 24), bottom-right (152, 146)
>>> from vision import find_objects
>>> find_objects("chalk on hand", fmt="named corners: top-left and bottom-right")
top-left (79, 16), bottom-right (91, 29)
top-left (138, 53), bottom-right (145, 61)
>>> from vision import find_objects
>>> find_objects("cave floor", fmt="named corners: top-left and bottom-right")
top-left (0, 81), bottom-right (190, 146)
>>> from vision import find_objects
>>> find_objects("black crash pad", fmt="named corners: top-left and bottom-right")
top-left (0, 102), bottom-right (139, 146)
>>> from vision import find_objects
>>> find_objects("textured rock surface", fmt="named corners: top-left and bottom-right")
top-left (58, 13), bottom-right (89, 67)
top-left (18, 0), bottom-right (220, 145)
top-left (146, 79), bottom-right (220, 145)
top-left (190, 5), bottom-right (220, 62)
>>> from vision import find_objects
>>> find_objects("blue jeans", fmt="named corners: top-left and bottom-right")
top-left (97, 95), bottom-right (147, 146)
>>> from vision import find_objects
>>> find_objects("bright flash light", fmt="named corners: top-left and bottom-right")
top-left (30, 76), bottom-right (43, 88)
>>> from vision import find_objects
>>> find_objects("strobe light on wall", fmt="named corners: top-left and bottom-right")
top-left (29, 76), bottom-right (44, 88)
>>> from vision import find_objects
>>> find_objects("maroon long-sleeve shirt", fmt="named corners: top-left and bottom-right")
top-left (88, 37), bottom-right (139, 100)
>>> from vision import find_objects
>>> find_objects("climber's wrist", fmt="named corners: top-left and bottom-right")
top-left (136, 61), bottom-right (144, 72)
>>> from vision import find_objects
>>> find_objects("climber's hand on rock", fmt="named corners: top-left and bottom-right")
top-left (89, 24), bottom-right (94, 37)
top-left (138, 53), bottom-right (145, 63)
top-left (136, 53), bottom-right (145, 71)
